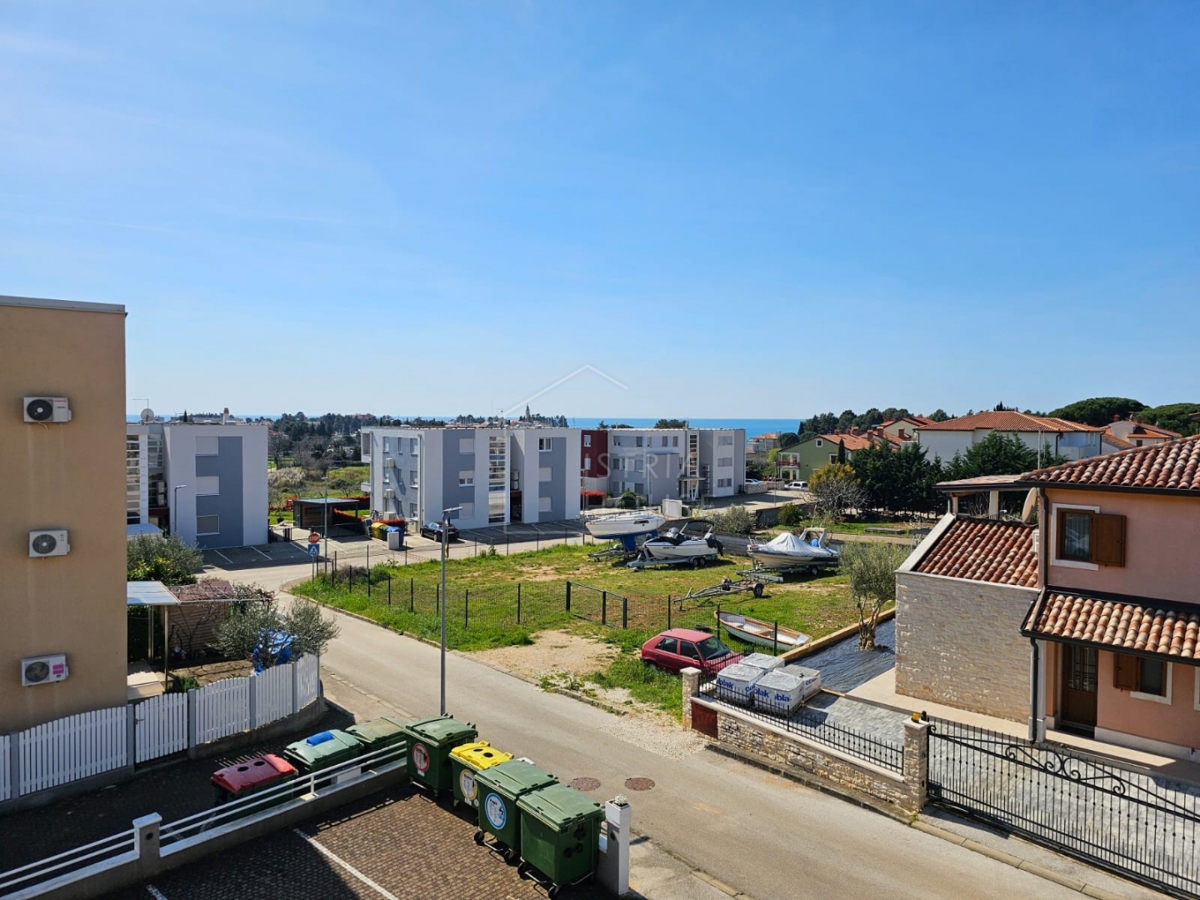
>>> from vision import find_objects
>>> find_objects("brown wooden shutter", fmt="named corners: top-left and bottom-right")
top-left (1092, 514), bottom-right (1126, 567)
top-left (1113, 652), bottom-right (1138, 690)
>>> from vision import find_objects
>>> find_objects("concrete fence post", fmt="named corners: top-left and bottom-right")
top-left (597, 797), bottom-right (631, 897)
top-left (133, 813), bottom-right (162, 863)
top-left (680, 667), bottom-right (701, 730)
top-left (903, 717), bottom-right (930, 811)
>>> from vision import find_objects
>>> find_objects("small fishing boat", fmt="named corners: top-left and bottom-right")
top-left (747, 528), bottom-right (839, 571)
top-left (716, 610), bottom-right (810, 650)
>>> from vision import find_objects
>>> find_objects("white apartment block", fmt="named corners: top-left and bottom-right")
top-left (606, 428), bottom-right (745, 503)
top-left (363, 427), bottom-right (582, 529)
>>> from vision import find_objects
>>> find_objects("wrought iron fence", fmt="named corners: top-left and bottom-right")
top-left (697, 675), bottom-right (903, 774)
top-left (928, 718), bottom-right (1200, 899)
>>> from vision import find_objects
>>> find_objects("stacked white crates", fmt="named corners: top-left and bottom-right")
top-left (752, 664), bottom-right (822, 715)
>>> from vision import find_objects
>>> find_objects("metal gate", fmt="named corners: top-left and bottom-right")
top-left (928, 718), bottom-right (1200, 898)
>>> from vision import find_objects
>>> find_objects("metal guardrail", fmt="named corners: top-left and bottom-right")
top-left (0, 741), bottom-right (408, 898)
top-left (0, 828), bottom-right (137, 896)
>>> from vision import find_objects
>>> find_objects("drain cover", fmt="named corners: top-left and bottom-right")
top-left (570, 777), bottom-right (601, 792)
top-left (624, 777), bottom-right (655, 792)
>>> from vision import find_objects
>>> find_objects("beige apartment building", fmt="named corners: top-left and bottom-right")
top-left (1, 295), bottom-right (128, 732)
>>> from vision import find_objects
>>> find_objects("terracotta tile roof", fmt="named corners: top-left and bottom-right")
top-left (914, 517), bottom-right (1039, 587)
top-left (1022, 434), bottom-right (1200, 493)
top-left (917, 411), bottom-right (1100, 433)
top-left (1101, 432), bottom-right (1136, 451)
top-left (1024, 590), bottom-right (1200, 662)
top-left (818, 433), bottom-right (875, 451)
top-left (169, 580), bottom-right (236, 602)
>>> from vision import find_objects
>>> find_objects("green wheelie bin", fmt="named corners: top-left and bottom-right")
top-left (449, 741), bottom-right (513, 808)
top-left (346, 715), bottom-right (408, 762)
top-left (402, 715), bottom-right (477, 793)
top-left (473, 758), bottom-right (558, 861)
top-left (516, 783), bottom-right (605, 896)
top-left (282, 730), bottom-right (364, 787)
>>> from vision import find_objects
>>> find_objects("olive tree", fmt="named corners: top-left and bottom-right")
top-left (840, 541), bottom-right (908, 650)
top-left (128, 533), bottom-right (204, 585)
top-left (217, 586), bottom-right (340, 668)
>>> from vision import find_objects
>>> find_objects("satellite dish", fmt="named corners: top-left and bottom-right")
top-left (140, 408), bottom-right (155, 423)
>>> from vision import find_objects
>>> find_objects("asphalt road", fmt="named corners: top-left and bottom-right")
top-left (219, 560), bottom-right (1146, 900)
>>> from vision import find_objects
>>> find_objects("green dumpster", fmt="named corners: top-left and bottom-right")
top-left (517, 783), bottom-right (605, 894)
top-left (282, 730), bottom-right (364, 786)
top-left (449, 741), bottom-right (513, 808)
top-left (402, 715), bottom-right (477, 793)
top-left (473, 758), bottom-right (558, 860)
top-left (346, 715), bottom-right (408, 760)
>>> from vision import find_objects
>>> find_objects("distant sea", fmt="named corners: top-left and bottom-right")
top-left (127, 414), bottom-right (802, 435)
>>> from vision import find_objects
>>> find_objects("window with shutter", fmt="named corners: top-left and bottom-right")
top-left (1113, 653), bottom-right (1138, 691)
top-left (1093, 514), bottom-right (1126, 567)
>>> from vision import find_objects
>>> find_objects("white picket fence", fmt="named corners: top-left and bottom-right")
top-left (2, 655), bottom-right (321, 803)
top-left (134, 693), bottom-right (188, 763)
top-left (19, 708), bottom-right (128, 795)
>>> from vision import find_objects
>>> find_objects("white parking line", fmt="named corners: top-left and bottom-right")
top-left (291, 828), bottom-right (400, 900)
top-left (145, 886), bottom-right (169, 900)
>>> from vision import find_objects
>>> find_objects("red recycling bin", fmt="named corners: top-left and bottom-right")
top-left (212, 754), bottom-right (298, 814)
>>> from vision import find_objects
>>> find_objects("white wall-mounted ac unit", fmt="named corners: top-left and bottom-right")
top-left (24, 397), bottom-right (72, 423)
top-left (22, 654), bottom-right (69, 686)
top-left (29, 530), bottom-right (70, 557)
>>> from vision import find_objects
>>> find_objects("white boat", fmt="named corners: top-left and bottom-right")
top-left (716, 610), bottom-right (810, 650)
top-left (641, 527), bottom-right (722, 563)
top-left (747, 528), bottom-right (839, 571)
top-left (584, 510), bottom-right (668, 541)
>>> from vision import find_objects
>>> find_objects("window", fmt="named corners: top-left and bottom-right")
top-left (611, 457), bottom-right (621, 472)
top-left (196, 436), bottom-right (219, 456)
top-left (658, 636), bottom-right (678, 654)
top-left (539, 496), bottom-right (552, 512)
top-left (635, 437), bottom-right (643, 447)
top-left (661, 436), bottom-right (669, 447)
top-left (539, 437), bottom-right (552, 452)
top-left (195, 475), bottom-right (220, 496)
top-left (196, 514), bottom-right (219, 535)
top-left (1056, 509), bottom-right (1126, 566)
top-left (539, 466), bottom-right (552, 483)
top-left (383, 438), bottom-right (390, 452)
top-left (679, 641), bottom-right (701, 661)
top-left (459, 471), bottom-right (474, 487)
top-left (816, 439), bottom-right (823, 447)
top-left (583, 456), bottom-right (591, 471)
top-left (717, 457), bottom-right (733, 467)
top-left (830, 454), bottom-right (838, 464)
top-left (409, 438), bottom-right (418, 455)
top-left (672, 436), bottom-right (679, 447)
top-left (719, 435), bottom-right (733, 445)
top-left (583, 434), bottom-right (591, 447)
top-left (1115, 653), bottom-right (1171, 704)
top-left (459, 438), bottom-right (474, 455)
top-left (410, 503), bottom-right (417, 518)
top-left (409, 470), bottom-right (419, 487)
top-left (634, 458), bottom-right (644, 472)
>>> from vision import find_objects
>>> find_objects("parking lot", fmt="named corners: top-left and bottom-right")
top-left (101, 783), bottom-right (611, 900)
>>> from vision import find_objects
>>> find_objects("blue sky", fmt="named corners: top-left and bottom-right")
top-left (2, 2), bottom-right (1197, 420)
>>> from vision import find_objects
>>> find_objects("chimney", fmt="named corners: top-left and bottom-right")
top-left (850, 426), bottom-right (860, 436)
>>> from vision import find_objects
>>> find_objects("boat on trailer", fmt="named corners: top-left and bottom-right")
top-left (716, 610), bottom-right (810, 650)
top-left (584, 510), bottom-right (668, 552)
top-left (747, 528), bottom-right (839, 572)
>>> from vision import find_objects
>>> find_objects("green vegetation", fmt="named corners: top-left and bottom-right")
top-left (706, 505), bottom-right (755, 535)
top-left (1139, 403), bottom-right (1200, 436)
top-left (841, 542), bottom-right (907, 649)
top-left (216, 590), bottom-right (340, 666)
top-left (1048, 397), bottom-right (1147, 427)
top-left (268, 464), bottom-right (369, 511)
top-left (944, 431), bottom-right (1066, 478)
top-left (851, 442), bottom-right (941, 516)
top-left (653, 418), bottom-right (689, 429)
top-left (128, 533), bottom-right (204, 585)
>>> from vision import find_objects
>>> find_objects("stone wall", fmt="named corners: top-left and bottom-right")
top-left (895, 572), bottom-right (1038, 722)
top-left (709, 701), bottom-right (927, 814)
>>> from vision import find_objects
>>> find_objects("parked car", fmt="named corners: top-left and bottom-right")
top-left (640, 628), bottom-right (742, 675)
top-left (744, 478), bottom-right (762, 485)
top-left (785, 481), bottom-right (809, 490)
top-left (420, 521), bottom-right (460, 542)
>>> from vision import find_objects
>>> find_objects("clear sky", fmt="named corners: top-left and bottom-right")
top-left (2, 3), bottom-right (1197, 420)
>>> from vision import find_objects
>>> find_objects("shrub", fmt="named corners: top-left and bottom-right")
top-left (127, 534), bottom-right (204, 586)
top-left (707, 505), bottom-right (755, 535)
top-left (166, 674), bottom-right (201, 693)
top-left (777, 503), bottom-right (806, 527)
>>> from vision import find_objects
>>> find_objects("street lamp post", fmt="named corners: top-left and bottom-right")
top-left (172, 484), bottom-right (187, 536)
top-left (440, 505), bottom-right (462, 716)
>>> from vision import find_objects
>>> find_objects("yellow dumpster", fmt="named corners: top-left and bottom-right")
top-left (449, 741), bottom-right (514, 808)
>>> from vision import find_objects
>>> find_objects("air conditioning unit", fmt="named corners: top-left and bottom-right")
top-left (29, 530), bottom-right (70, 558)
top-left (384, 457), bottom-right (396, 469)
top-left (24, 397), bottom-right (72, 423)
top-left (22, 654), bottom-right (69, 686)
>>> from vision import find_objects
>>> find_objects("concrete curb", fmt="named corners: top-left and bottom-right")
top-left (909, 818), bottom-right (1146, 900)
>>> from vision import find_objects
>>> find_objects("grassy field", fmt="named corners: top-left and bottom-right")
top-left (767, 518), bottom-right (931, 536)
top-left (294, 542), bottom-right (866, 715)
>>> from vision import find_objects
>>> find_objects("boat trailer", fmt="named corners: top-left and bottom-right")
top-left (679, 573), bottom-right (770, 602)
top-left (625, 549), bottom-right (719, 570)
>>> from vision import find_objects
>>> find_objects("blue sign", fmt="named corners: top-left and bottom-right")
top-left (484, 793), bottom-right (507, 830)
top-left (308, 544), bottom-right (320, 559)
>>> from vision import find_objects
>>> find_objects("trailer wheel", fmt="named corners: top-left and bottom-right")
top-left (753, 583), bottom-right (764, 598)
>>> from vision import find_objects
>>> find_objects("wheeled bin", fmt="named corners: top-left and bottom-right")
top-left (449, 741), bottom-right (513, 808)
top-left (517, 783), bottom-right (605, 896)
top-left (282, 729), bottom-right (364, 786)
top-left (473, 758), bottom-right (558, 860)
top-left (402, 715), bottom-right (477, 793)
top-left (346, 715), bottom-right (408, 760)
top-left (211, 754), bottom-right (297, 817)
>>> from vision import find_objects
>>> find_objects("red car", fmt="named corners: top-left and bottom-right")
top-left (640, 628), bottom-right (743, 675)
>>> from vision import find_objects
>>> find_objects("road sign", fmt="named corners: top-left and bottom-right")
top-left (308, 544), bottom-right (320, 559)
top-left (308, 531), bottom-right (320, 544)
